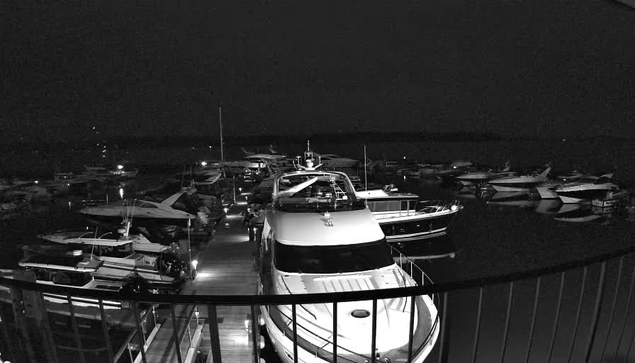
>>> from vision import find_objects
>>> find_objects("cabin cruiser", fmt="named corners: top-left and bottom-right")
top-left (0, 248), bottom-right (134, 309)
top-left (356, 185), bottom-right (462, 242)
top-left (257, 157), bottom-right (439, 363)
top-left (591, 190), bottom-right (630, 208)
top-left (487, 167), bottom-right (551, 192)
top-left (455, 161), bottom-right (515, 186)
top-left (79, 190), bottom-right (213, 230)
top-left (34, 232), bottom-right (189, 293)
top-left (554, 174), bottom-right (620, 204)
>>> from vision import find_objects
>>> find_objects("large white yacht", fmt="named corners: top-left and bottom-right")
top-left (488, 167), bottom-right (551, 192)
top-left (256, 157), bottom-right (439, 363)
top-left (554, 173), bottom-right (620, 204)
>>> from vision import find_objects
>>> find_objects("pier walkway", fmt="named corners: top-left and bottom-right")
top-left (144, 196), bottom-right (257, 363)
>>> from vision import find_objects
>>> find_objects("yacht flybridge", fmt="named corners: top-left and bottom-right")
top-left (256, 153), bottom-right (440, 363)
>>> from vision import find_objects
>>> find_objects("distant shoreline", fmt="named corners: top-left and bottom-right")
top-left (0, 132), bottom-right (628, 151)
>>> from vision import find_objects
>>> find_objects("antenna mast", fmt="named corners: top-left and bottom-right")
top-left (219, 104), bottom-right (224, 163)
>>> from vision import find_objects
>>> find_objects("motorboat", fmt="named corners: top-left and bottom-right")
top-left (356, 185), bottom-right (463, 242)
top-left (591, 189), bottom-right (630, 209)
top-left (487, 167), bottom-right (551, 192)
top-left (485, 191), bottom-right (538, 208)
top-left (313, 153), bottom-right (359, 168)
top-left (35, 227), bottom-right (189, 293)
top-left (79, 190), bottom-right (213, 229)
top-left (256, 156), bottom-right (440, 363)
top-left (554, 174), bottom-right (620, 204)
top-left (1, 248), bottom-right (134, 309)
top-left (535, 172), bottom-right (595, 199)
top-left (456, 161), bottom-right (515, 186)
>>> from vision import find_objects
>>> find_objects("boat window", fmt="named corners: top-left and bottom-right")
top-left (401, 201), bottom-right (408, 211)
top-left (273, 240), bottom-right (394, 273)
top-left (52, 271), bottom-right (91, 286)
top-left (137, 202), bottom-right (157, 208)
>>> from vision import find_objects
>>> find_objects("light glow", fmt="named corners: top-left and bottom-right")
top-left (191, 259), bottom-right (199, 269)
top-left (201, 161), bottom-right (208, 167)
top-left (117, 164), bottom-right (124, 170)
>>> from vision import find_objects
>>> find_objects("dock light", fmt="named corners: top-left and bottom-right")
top-left (201, 161), bottom-right (207, 167)
top-left (34, 180), bottom-right (38, 184)
top-left (119, 187), bottom-right (124, 200)
top-left (191, 259), bottom-right (199, 269)
top-left (259, 336), bottom-right (265, 349)
top-left (451, 205), bottom-right (458, 211)
top-left (117, 164), bottom-right (124, 170)
top-left (223, 207), bottom-right (229, 214)
top-left (238, 187), bottom-right (242, 192)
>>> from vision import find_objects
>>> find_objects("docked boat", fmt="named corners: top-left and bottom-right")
top-left (256, 158), bottom-right (440, 363)
top-left (487, 167), bottom-right (551, 192)
top-left (356, 186), bottom-right (462, 242)
top-left (535, 172), bottom-right (594, 199)
top-left (79, 190), bottom-right (213, 229)
top-left (26, 234), bottom-right (188, 294)
top-left (1, 248), bottom-right (135, 309)
top-left (455, 161), bottom-right (515, 186)
top-left (554, 174), bottom-right (620, 204)
top-left (591, 189), bottom-right (630, 208)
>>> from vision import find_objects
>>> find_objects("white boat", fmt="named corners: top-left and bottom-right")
top-left (257, 158), bottom-right (440, 363)
top-left (1, 249), bottom-right (133, 309)
top-left (456, 161), bottom-right (515, 186)
top-left (554, 174), bottom-right (620, 204)
top-left (80, 190), bottom-right (211, 229)
top-left (535, 172), bottom-right (596, 199)
top-left (488, 167), bottom-right (551, 192)
top-left (356, 186), bottom-right (462, 242)
top-left (591, 190), bottom-right (630, 208)
top-left (313, 153), bottom-right (359, 168)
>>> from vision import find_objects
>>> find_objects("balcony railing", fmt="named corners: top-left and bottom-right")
top-left (2, 243), bottom-right (635, 363)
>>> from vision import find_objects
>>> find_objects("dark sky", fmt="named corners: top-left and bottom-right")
top-left (2, 0), bottom-right (634, 142)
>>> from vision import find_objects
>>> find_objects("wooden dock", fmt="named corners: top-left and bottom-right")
top-left (144, 197), bottom-right (257, 363)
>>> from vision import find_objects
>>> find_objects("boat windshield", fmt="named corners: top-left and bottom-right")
top-left (273, 240), bottom-right (394, 273)
top-left (276, 173), bottom-right (365, 212)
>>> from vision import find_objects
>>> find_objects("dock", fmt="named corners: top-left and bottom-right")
top-left (143, 195), bottom-right (257, 363)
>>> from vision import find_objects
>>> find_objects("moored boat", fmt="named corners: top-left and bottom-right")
top-left (256, 155), bottom-right (440, 363)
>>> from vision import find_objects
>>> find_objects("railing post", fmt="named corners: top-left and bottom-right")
top-left (133, 303), bottom-right (148, 363)
top-left (67, 296), bottom-right (87, 363)
top-left (98, 299), bottom-right (115, 363)
top-left (332, 302), bottom-right (338, 362)
top-left (438, 292), bottom-right (450, 363)
top-left (584, 261), bottom-right (608, 362)
top-left (599, 256), bottom-right (624, 362)
top-left (208, 305), bottom-right (223, 363)
top-left (547, 272), bottom-right (566, 362)
top-left (566, 266), bottom-right (588, 363)
top-left (407, 295), bottom-right (416, 362)
top-left (250, 305), bottom-right (259, 363)
top-left (472, 287), bottom-right (484, 363)
top-left (292, 304), bottom-right (298, 363)
top-left (612, 266), bottom-right (635, 363)
top-left (524, 277), bottom-right (541, 363)
top-left (500, 282), bottom-right (514, 363)
top-left (170, 304), bottom-right (184, 363)
top-left (371, 298), bottom-right (378, 363)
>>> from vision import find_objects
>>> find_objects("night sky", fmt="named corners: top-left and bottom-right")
top-left (2, 0), bottom-right (634, 142)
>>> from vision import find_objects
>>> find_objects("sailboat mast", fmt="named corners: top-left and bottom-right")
top-left (219, 104), bottom-right (224, 163)
top-left (364, 144), bottom-right (368, 191)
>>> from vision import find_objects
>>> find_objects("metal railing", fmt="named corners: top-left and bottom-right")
top-left (3, 243), bottom-right (635, 363)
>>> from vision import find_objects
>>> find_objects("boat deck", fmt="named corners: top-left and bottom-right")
top-left (144, 196), bottom-right (257, 363)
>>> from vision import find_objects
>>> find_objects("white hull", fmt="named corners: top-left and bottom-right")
top-left (261, 294), bottom-right (439, 363)
top-left (536, 186), bottom-right (560, 199)
top-left (491, 184), bottom-right (532, 192)
top-left (558, 195), bottom-right (587, 204)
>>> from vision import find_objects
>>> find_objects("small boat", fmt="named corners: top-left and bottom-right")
top-left (38, 221), bottom-right (191, 293)
top-left (555, 174), bottom-right (620, 204)
top-left (356, 185), bottom-right (463, 242)
top-left (455, 161), bottom-right (515, 186)
top-left (488, 167), bottom-right (551, 192)
top-left (1, 248), bottom-right (136, 309)
top-left (591, 190), bottom-right (630, 208)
